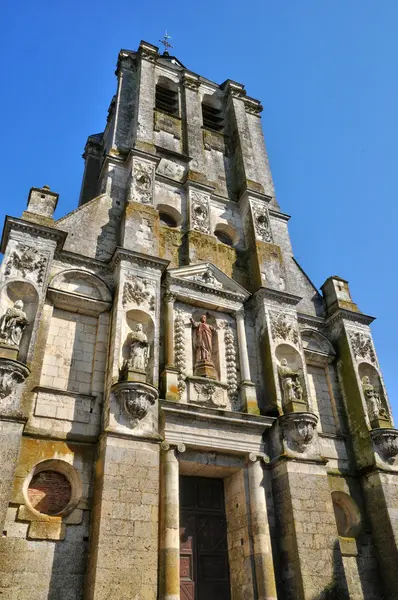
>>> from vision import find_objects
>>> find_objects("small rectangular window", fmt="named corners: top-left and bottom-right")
top-left (155, 85), bottom-right (179, 117)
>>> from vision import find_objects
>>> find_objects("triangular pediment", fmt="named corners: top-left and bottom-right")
top-left (167, 263), bottom-right (250, 300)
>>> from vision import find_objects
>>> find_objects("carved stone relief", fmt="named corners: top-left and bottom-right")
top-left (0, 359), bottom-right (30, 400)
top-left (112, 381), bottom-right (157, 427)
top-left (131, 161), bottom-right (154, 204)
top-left (5, 245), bottom-right (46, 284)
top-left (188, 268), bottom-right (223, 289)
top-left (349, 331), bottom-right (376, 364)
top-left (0, 301), bottom-right (29, 348)
top-left (270, 312), bottom-right (299, 345)
top-left (191, 191), bottom-right (210, 235)
top-left (371, 428), bottom-right (398, 464)
top-left (156, 159), bottom-right (185, 181)
top-left (193, 381), bottom-right (227, 408)
top-left (122, 275), bottom-right (155, 311)
top-left (251, 201), bottom-right (273, 243)
top-left (280, 412), bottom-right (318, 453)
top-left (223, 323), bottom-right (239, 406)
top-left (174, 309), bottom-right (186, 397)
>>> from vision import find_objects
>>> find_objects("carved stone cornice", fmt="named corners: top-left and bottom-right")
top-left (254, 287), bottom-right (302, 308)
top-left (116, 50), bottom-right (137, 75)
top-left (297, 313), bottom-right (325, 329)
top-left (166, 277), bottom-right (247, 305)
top-left (110, 247), bottom-right (169, 272)
top-left (244, 96), bottom-right (263, 116)
top-left (325, 308), bottom-right (375, 329)
top-left (182, 72), bottom-right (200, 91)
top-left (138, 41), bottom-right (159, 63)
top-left (1, 217), bottom-right (67, 253)
top-left (268, 208), bottom-right (291, 222)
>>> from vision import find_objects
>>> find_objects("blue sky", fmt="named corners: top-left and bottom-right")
top-left (1, 1), bottom-right (397, 415)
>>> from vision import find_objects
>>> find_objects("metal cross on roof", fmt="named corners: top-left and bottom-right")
top-left (159, 31), bottom-right (173, 54)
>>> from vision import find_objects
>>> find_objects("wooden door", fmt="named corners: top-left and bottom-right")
top-left (180, 476), bottom-right (231, 600)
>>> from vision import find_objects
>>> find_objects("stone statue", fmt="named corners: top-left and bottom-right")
top-left (128, 324), bottom-right (149, 372)
top-left (278, 358), bottom-right (301, 407)
top-left (190, 314), bottom-right (217, 378)
top-left (362, 376), bottom-right (387, 420)
top-left (0, 300), bottom-right (28, 348)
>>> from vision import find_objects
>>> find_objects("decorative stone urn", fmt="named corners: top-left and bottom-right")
top-left (370, 428), bottom-right (398, 464)
top-left (279, 412), bottom-right (318, 453)
top-left (112, 381), bottom-right (158, 427)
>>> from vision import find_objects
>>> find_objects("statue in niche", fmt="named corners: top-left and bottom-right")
top-left (362, 376), bottom-right (387, 421)
top-left (190, 314), bottom-right (217, 379)
top-left (0, 300), bottom-right (28, 348)
top-left (278, 358), bottom-right (303, 408)
top-left (128, 324), bottom-right (149, 372)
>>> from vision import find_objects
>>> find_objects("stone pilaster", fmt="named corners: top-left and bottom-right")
top-left (134, 42), bottom-right (158, 154)
top-left (247, 454), bottom-right (277, 600)
top-left (113, 50), bottom-right (138, 151)
top-left (159, 440), bottom-right (186, 600)
top-left (182, 72), bottom-right (206, 177)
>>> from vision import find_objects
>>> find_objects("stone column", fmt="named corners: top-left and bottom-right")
top-left (247, 454), bottom-right (277, 600)
top-left (165, 293), bottom-right (176, 368)
top-left (236, 309), bottom-right (259, 414)
top-left (159, 441), bottom-right (185, 600)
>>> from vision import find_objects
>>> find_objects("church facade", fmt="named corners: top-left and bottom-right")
top-left (0, 39), bottom-right (397, 600)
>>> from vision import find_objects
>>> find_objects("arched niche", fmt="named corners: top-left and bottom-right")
top-left (0, 280), bottom-right (39, 362)
top-left (214, 223), bottom-right (239, 247)
top-left (49, 270), bottom-right (112, 302)
top-left (191, 309), bottom-right (220, 380)
top-left (122, 309), bottom-right (155, 384)
top-left (331, 491), bottom-right (361, 538)
top-left (156, 203), bottom-right (183, 228)
top-left (275, 343), bottom-right (307, 411)
top-left (358, 362), bottom-right (389, 423)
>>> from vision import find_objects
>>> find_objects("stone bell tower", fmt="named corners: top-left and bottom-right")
top-left (0, 38), bottom-right (397, 600)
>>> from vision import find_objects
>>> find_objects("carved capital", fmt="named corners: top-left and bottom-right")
top-left (161, 440), bottom-right (186, 453)
top-left (112, 381), bottom-right (158, 427)
top-left (349, 331), bottom-right (376, 364)
top-left (164, 291), bottom-right (177, 303)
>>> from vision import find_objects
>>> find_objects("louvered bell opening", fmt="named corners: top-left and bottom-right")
top-left (155, 85), bottom-right (179, 116)
top-left (202, 103), bottom-right (224, 132)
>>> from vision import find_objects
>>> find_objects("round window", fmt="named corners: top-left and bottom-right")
top-left (28, 470), bottom-right (72, 516)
